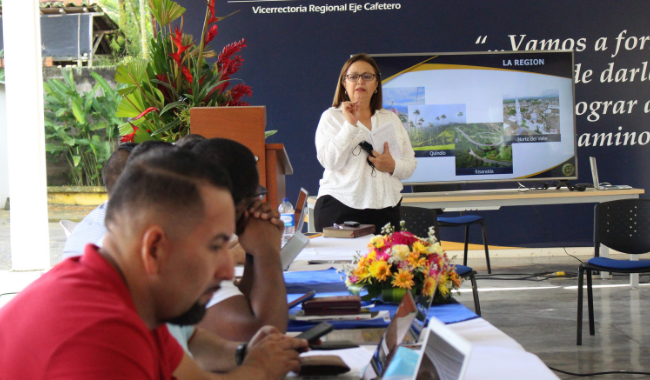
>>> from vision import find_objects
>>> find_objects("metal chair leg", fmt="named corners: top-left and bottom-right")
top-left (470, 273), bottom-right (481, 316)
top-left (577, 265), bottom-right (584, 345)
top-left (480, 221), bottom-right (491, 274)
top-left (463, 225), bottom-right (470, 266)
top-left (586, 269), bottom-right (595, 336)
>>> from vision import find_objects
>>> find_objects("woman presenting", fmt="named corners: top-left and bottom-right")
top-left (314, 54), bottom-right (417, 233)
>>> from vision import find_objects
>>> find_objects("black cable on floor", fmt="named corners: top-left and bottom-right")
top-left (532, 205), bottom-right (584, 264)
top-left (475, 271), bottom-right (579, 282)
top-left (548, 365), bottom-right (650, 376)
top-left (0, 292), bottom-right (18, 297)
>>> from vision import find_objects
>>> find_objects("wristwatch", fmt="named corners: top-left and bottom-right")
top-left (235, 342), bottom-right (247, 366)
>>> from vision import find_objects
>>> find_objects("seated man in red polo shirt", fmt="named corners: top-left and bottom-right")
top-left (0, 148), bottom-right (306, 380)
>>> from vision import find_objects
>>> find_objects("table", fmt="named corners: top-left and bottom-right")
top-left (285, 268), bottom-right (559, 379)
top-left (306, 188), bottom-right (645, 282)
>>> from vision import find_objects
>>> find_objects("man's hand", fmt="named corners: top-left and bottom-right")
top-left (238, 201), bottom-right (284, 257)
top-left (243, 327), bottom-right (308, 380)
top-left (369, 142), bottom-right (396, 174)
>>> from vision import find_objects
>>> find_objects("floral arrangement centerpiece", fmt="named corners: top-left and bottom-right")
top-left (343, 223), bottom-right (462, 304)
top-left (115, 0), bottom-right (273, 143)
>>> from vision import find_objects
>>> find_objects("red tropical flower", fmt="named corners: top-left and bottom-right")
top-left (182, 67), bottom-right (194, 83)
top-left (229, 83), bottom-right (252, 102)
top-left (168, 26), bottom-right (193, 66)
top-left (218, 39), bottom-right (246, 70)
top-left (134, 107), bottom-right (159, 120)
top-left (207, 0), bottom-right (218, 24)
top-left (205, 24), bottom-right (218, 45)
top-left (120, 124), bottom-right (139, 143)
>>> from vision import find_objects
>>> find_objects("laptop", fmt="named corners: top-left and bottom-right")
top-left (290, 292), bottom-right (419, 380)
top-left (406, 317), bottom-right (472, 380)
top-left (590, 157), bottom-right (631, 190)
top-left (326, 273), bottom-right (440, 345)
top-left (281, 188), bottom-right (310, 271)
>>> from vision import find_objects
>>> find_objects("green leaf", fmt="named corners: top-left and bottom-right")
top-left (118, 117), bottom-right (146, 136)
top-left (73, 155), bottom-right (81, 167)
top-left (150, 118), bottom-right (181, 136)
top-left (117, 86), bottom-right (137, 96)
top-left (159, 101), bottom-right (187, 116)
top-left (90, 120), bottom-right (108, 131)
top-left (91, 72), bottom-right (115, 97)
top-left (70, 98), bottom-right (87, 125)
top-left (148, 0), bottom-right (186, 26)
top-left (115, 59), bottom-right (150, 86)
top-left (116, 92), bottom-right (145, 117)
top-left (264, 130), bottom-right (278, 139)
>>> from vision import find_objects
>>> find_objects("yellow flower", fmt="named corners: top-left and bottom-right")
top-left (391, 244), bottom-right (410, 261)
top-left (412, 241), bottom-right (427, 254)
top-left (368, 235), bottom-right (385, 249)
top-left (438, 272), bottom-right (450, 296)
top-left (422, 276), bottom-right (436, 297)
top-left (367, 250), bottom-right (377, 262)
top-left (353, 266), bottom-right (371, 282)
top-left (391, 269), bottom-right (415, 289)
top-left (426, 242), bottom-right (444, 255)
top-left (369, 260), bottom-right (392, 282)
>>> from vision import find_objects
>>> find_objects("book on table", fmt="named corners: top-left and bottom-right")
top-left (322, 224), bottom-right (375, 238)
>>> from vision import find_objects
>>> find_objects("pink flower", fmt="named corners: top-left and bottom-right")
top-left (389, 231), bottom-right (419, 246)
top-left (376, 249), bottom-right (391, 262)
top-left (349, 275), bottom-right (359, 283)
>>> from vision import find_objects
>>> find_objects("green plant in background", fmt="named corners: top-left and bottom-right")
top-left (43, 71), bottom-right (125, 186)
top-left (115, 0), bottom-right (275, 143)
top-left (96, 0), bottom-right (154, 63)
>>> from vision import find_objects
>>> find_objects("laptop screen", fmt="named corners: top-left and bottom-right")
top-left (294, 188), bottom-right (308, 232)
top-left (363, 291), bottom-right (418, 379)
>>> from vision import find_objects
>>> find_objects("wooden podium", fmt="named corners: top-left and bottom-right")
top-left (190, 106), bottom-right (293, 209)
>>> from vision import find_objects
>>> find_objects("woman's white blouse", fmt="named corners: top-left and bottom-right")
top-left (315, 107), bottom-right (417, 210)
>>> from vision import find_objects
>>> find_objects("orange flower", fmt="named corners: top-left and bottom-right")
top-left (407, 251), bottom-right (426, 268)
top-left (422, 276), bottom-right (436, 297)
top-left (369, 261), bottom-right (391, 282)
top-left (391, 269), bottom-right (415, 289)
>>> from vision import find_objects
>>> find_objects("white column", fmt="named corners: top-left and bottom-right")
top-left (4, 0), bottom-right (50, 270)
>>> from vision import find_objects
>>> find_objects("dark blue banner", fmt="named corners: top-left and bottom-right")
top-left (176, 0), bottom-right (650, 248)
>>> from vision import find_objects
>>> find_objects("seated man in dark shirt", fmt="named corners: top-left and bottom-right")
top-left (0, 148), bottom-right (306, 380)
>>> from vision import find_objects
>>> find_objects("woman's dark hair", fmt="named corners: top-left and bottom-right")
top-left (332, 53), bottom-right (383, 114)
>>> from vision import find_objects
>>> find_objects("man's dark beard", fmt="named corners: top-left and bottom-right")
top-left (163, 301), bottom-right (207, 326)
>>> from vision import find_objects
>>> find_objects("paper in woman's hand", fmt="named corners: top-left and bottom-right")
top-left (371, 122), bottom-right (402, 160)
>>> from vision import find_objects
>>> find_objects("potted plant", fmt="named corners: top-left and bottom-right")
top-left (115, 0), bottom-right (272, 143)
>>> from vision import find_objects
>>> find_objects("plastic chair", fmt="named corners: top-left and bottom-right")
top-left (576, 199), bottom-right (650, 345)
top-left (400, 206), bottom-right (481, 316)
top-left (59, 220), bottom-right (78, 238)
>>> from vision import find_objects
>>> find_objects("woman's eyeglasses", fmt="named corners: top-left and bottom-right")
top-left (345, 73), bottom-right (377, 82)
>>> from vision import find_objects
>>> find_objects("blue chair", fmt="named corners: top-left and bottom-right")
top-left (437, 214), bottom-right (492, 274)
top-left (400, 206), bottom-right (482, 315)
top-left (576, 199), bottom-right (650, 345)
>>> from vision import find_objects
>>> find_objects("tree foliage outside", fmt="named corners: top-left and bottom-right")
top-left (43, 71), bottom-right (125, 186)
top-left (95, 0), bottom-right (154, 64)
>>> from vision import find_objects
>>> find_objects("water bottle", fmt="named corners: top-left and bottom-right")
top-left (278, 197), bottom-right (295, 247)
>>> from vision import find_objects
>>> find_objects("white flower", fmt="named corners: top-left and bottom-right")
top-left (391, 244), bottom-right (410, 261)
top-left (426, 242), bottom-right (444, 255)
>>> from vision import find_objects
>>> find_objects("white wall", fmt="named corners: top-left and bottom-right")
top-left (0, 83), bottom-right (8, 207)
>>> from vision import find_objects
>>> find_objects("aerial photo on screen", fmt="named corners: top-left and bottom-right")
top-left (383, 86), bottom-right (425, 129)
top-left (503, 90), bottom-right (560, 138)
top-left (455, 123), bottom-right (513, 175)
top-left (406, 104), bottom-right (465, 152)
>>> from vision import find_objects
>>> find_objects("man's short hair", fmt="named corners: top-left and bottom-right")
top-left (105, 148), bottom-right (232, 235)
top-left (103, 143), bottom-right (137, 195)
top-left (127, 141), bottom-right (176, 164)
top-left (191, 138), bottom-right (259, 207)
top-left (176, 134), bottom-right (207, 150)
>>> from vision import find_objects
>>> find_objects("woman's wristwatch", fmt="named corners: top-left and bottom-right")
top-left (235, 342), bottom-right (248, 365)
